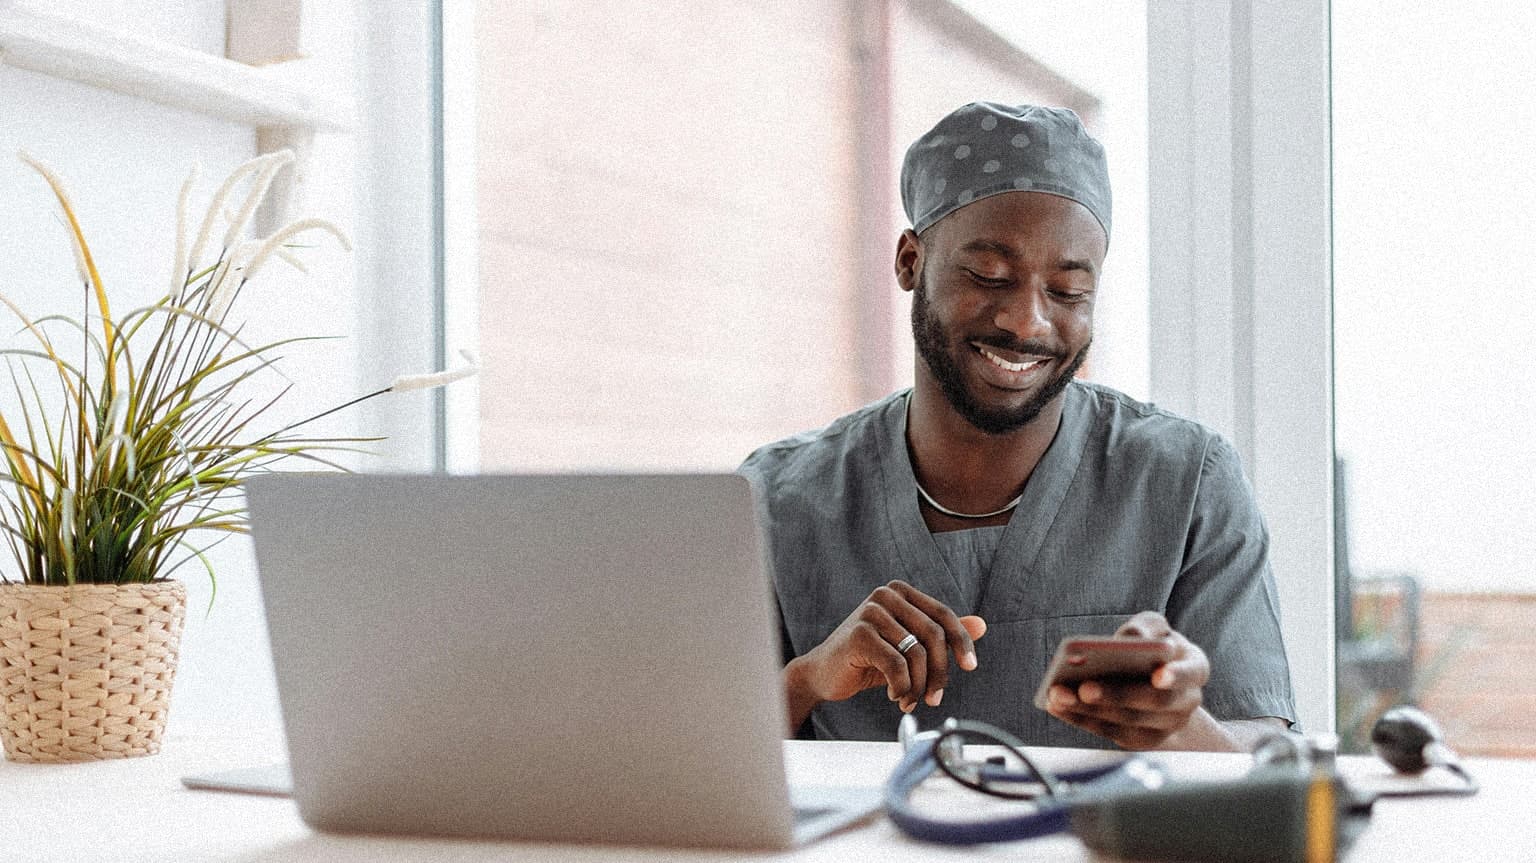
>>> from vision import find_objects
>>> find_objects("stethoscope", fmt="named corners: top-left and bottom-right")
top-left (884, 715), bottom-right (1170, 844)
top-left (1364, 705), bottom-right (1479, 797)
top-left (885, 706), bottom-right (1477, 847)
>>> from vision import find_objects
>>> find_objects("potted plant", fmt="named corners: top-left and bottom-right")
top-left (0, 150), bottom-right (474, 762)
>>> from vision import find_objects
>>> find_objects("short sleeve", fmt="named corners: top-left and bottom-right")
top-left (1166, 436), bottom-right (1298, 725)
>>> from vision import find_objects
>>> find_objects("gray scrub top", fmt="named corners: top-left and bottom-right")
top-left (738, 382), bottom-right (1297, 747)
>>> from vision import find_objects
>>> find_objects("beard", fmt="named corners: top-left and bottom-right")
top-left (911, 272), bottom-right (1089, 435)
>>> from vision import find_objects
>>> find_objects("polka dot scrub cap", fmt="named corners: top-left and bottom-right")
top-left (900, 102), bottom-right (1111, 240)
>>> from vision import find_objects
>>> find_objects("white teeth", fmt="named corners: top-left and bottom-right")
top-left (980, 348), bottom-right (1040, 373)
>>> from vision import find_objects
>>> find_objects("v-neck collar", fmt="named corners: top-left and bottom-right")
top-left (874, 385), bottom-right (1092, 615)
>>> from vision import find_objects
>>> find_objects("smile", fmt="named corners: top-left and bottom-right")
top-left (976, 345), bottom-right (1049, 374)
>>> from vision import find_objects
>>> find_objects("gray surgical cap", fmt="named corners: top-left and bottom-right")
top-left (900, 102), bottom-right (1111, 240)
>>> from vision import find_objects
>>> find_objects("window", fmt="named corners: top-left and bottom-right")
top-left (455, 2), bottom-right (1149, 475)
top-left (1333, 3), bottom-right (1536, 757)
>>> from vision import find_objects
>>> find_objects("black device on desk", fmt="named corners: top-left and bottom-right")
top-left (1071, 735), bottom-right (1371, 863)
top-left (886, 717), bottom-right (1370, 862)
top-left (886, 707), bottom-right (1478, 861)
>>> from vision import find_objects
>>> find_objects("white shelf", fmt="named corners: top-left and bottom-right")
top-left (0, 3), bottom-right (347, 131)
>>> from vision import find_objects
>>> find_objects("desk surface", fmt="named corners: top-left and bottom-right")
top-left (5, 726), bottom-right (1535, 862)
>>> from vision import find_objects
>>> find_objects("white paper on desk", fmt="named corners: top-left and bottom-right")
top-left (1346, 763), bottom-right (1473, 797)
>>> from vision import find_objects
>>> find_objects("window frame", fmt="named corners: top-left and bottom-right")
top-left (1147, 0), bottom-right (1335, 733)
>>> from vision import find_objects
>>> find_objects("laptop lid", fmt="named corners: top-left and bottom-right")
top-left (246, 473), bottom-right (801, 849)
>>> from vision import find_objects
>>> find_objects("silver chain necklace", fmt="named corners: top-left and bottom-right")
top-left (913, 478), bottom-right (1024, 519)
top-left (906, 395), bottom-right (1024, 519)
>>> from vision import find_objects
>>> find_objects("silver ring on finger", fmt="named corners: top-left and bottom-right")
top-left (895, 633), bottom-right (919, 654)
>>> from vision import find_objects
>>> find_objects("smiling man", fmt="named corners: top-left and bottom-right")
top-left (739, 103), bottom-right (1296, 751)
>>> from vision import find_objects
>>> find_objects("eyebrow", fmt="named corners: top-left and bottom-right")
top-left (958, 240), bottom-right (1099, 276)
top-left (959, 239), bottom-right (1017, 257)
top-left (1060, 257), bottom-right (1098, 275)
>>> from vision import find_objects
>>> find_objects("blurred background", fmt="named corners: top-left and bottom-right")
top-left (1332, 3), bottom-right (1536, 757)
top-left (469, 0), bottom-right (1150, 471)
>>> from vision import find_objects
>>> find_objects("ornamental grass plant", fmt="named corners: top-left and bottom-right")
top-left (0, 150), bottom-right (474, 590)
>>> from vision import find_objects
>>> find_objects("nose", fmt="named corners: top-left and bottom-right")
top-left (993, 284), bottom-right (1052, 341)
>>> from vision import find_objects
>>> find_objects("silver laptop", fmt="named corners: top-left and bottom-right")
top-left (185, 473), bottom-right (879, 849)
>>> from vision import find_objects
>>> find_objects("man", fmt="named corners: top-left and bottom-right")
top-left (739, 103), bottom-right (1295, 751)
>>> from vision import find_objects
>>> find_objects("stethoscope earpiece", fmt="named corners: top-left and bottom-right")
top-left (1366, 704), bottom-right (1479, 796)
top-left (1369, 704), bottom-right (1442, 774)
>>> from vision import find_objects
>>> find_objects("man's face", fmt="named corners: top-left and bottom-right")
top-left (903, 192), bottom-right (1105, 435)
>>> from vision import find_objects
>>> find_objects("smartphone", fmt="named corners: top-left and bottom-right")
top-left (1032, 635), bottom-right (1176, 710)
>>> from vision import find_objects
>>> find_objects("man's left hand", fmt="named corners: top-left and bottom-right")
top-left (1043, 611), bottom-right (1209, 750)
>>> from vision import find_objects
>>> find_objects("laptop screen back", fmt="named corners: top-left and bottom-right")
top-left (247, 473), bottom-right (796, 848)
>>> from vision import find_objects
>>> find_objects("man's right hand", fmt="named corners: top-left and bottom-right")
top-left (783, 580), bottom-right (986, 732)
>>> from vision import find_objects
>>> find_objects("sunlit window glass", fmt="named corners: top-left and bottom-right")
top-left (1334, 4), bottom-right (1536, 757)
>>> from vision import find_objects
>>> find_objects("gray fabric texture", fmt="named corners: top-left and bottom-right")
top-left (929, 525), bottom-right (1008, 614)
top-left (900, 102), bottom-right (1112, 239)
top-left (739, 381), bottom-right (1297, 747)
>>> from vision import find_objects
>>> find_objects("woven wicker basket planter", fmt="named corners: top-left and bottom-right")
top-left (0, 580), bottom-right (186, 763)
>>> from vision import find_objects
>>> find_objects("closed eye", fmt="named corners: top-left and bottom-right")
top-left (964, 268), bottom-right (1010, 287)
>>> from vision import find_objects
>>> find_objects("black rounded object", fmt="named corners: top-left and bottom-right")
top-left (1370, 705), bottom-right (1443, 774)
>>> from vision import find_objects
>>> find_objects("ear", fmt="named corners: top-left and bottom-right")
top-left (894, 229), bottom-right (922, 293)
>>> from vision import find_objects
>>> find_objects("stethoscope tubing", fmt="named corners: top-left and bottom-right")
top-left (884, 737), bottom-right (1153, 844)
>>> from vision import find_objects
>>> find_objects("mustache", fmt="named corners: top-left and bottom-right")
top-left (971, 336), bottom-right (1067, 359)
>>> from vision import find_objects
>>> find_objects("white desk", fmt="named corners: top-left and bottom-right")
top-left (5, 726), bottom-right (1535, 862)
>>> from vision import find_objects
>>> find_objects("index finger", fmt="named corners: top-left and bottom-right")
top-left (887, 581), bottom-right (978, 670)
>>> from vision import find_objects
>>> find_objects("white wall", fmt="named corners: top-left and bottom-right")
top-left (42, 0), bottom-right (228, 54)
top-left (0, 46), bottom-right (276, 740)
top-left (0, 0), bottom-right (384, 739)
